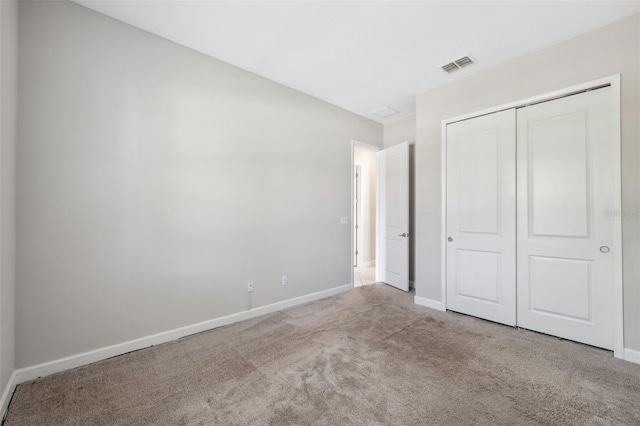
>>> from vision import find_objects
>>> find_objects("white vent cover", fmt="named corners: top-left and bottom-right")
top-left (371, 106), bottom-right (398, 118)
top-left (441, 55), bottom-right (476, 73)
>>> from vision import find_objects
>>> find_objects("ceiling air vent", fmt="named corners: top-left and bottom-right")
top-left (371, 106), bottom-right (398, 118)
top-left (441, 55), bottom-right (476, 74)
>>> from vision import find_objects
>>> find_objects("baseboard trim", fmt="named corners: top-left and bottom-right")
top-left (359, 261), bottom-right (375, 267)
top-left (14, 284), bottom-right (353, 385)
top-left (623, 348), bottom-right (640, 364)
top-left (414, 295), bottom-right (446, 312)
top-left (0, 371), bottom-right (17, 422)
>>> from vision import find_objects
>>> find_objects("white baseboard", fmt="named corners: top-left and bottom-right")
top-left (623, 348), bottom-right (640, 364)
top-left (414, 295), bottom-right (446, 312)
top-left (358, 261), bottom-right (375, 267)
top-left (14, 284), bottom-right (353, 385)
top-left (0, 371), bottom-right (17, 421)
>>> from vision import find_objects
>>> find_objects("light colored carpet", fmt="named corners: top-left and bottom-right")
top-left (6, 285), bottom-right (640, 425)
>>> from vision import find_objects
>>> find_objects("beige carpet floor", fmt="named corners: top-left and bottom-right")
top-left (6, 285), bottom-right (640, 425)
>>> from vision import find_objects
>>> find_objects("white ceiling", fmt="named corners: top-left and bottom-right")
top-left (73, 1), bottom-right (639, 124)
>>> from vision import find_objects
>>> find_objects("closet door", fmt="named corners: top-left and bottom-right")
top-left (516, 87), bottom-right (615, 350)
top-left (446, 109), bottom-right (516, 326)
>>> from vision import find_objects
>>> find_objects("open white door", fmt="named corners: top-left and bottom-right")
top-left (378, 142), bottom-right (409, 291)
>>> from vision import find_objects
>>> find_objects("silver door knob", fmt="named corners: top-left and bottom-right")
top-left (448, 237), bottom-right (453, 242)
top-left (600, 246), bottom-right (610, 253)
top-left (398, 233), bottom-right (407, 237)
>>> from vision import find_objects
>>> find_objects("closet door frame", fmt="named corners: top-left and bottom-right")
top-left (440, 74), bottom-right (623, 359)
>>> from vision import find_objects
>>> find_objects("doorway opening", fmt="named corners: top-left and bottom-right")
top-left (352, 142), bottom-right (379, 287)
top-left (351, 139), bottom-right (410, 291)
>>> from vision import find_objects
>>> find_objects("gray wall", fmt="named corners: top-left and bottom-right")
top-left (415, 15), bottom-right (640, 350)
top-left (384, 115), bottom-right (416, 148)
top-left (16, 1), bottom-right (382, 368)
top-left (0, 0), bottom-right (18, 395)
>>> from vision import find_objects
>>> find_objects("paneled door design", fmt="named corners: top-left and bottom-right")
top-left (446, 109), bottom-right (517, 326)
top-left (379, 142), bottom-right (409, 291)
top-left (516, 87), bottom-right (615, 350)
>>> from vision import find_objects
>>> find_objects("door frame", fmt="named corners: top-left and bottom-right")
top-left (353, 164), bottom-right (362, 267)
top-left (440, 74), bottom-right (623, 358)
top-left (351, 140), bottom-right (381, 288)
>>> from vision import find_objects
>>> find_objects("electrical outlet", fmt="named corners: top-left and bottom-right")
top-left (248, 282), bottom-right (254, 293)
top-left (281, 275), bottom-right (288, 286)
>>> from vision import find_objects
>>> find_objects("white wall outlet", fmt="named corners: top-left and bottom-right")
top-left (340, 217), bottom-right (349, 225)
top-left (281, 275), bottom-right (288, 286)
top-left (247, 282), bottom-right (254, 293)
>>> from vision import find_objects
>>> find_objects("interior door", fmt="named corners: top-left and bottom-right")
top-left (446, 109), bottom-right (517, 326)
top-left (516, 87), bottom-right (615, 350)
top-left (378, 142), bottom-right (409, 291)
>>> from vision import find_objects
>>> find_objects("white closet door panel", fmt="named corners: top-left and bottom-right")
top-left (517, 87), bottom-right (615, 350)
top-left (528, 111), bottom-right (590, 238)
top-left (457, 128), bottom-right (500, 234)
top-left (446, 109), bottom-right (516, 326)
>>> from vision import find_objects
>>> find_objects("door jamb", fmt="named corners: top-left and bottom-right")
top-left (440, 74), bottom-right (623, 358)
top-left (351, 140), bottom-right (381, 288)
top-left (353, 164), bottom-right (362, 267)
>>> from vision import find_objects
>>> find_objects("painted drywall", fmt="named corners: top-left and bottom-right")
top-left (0, 0), bottom-right (18, 397)
top-left (354, 146), bottom-right (376, 266)
top-left (16, 1), bottom-right (382, 368)
top-left (415, 15), bottom-right (640, 350)
top-left (383, 116), bottom-right (416, 281)
top-left (384, 115), bottom-right (416, 148)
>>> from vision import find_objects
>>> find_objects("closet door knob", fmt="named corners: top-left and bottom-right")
top-left (448, 237), bottom-right (453, 242)
top-left (600, 246), bottom-right (610, 253)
